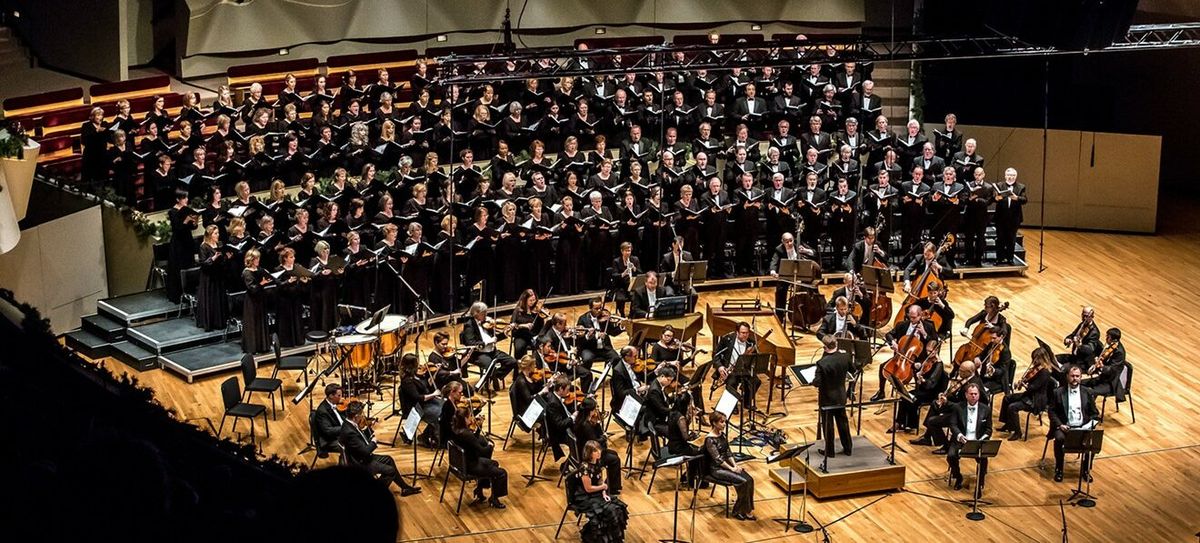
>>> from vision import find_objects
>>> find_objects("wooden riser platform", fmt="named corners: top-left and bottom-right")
top-left (769, 435), bottom-right (905, 499)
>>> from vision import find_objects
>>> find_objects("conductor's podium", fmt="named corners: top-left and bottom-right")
top-left (769, 436), bottom-right (906, 498)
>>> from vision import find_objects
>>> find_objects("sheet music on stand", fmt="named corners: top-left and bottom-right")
top-left (677, 260), bottom-right (708, 286)
top-left (629, 273), bottom-right (647, 292)
top-left (715, 389), bottom-right (739, 418)
top-left (401, 407), bottom-right (422, 441)
top-left (617, 395), bottom-right (643, 428)
top-left (779, 259), bottom-right (819, 287)
top-left (473, 358), bottom-right (497, 391)
top-left (790, 363), bottom-right (818, 385)
top-left (591, 361), bottom-right (613, 395)
top-left (519, 400), bottom-right (545, 431)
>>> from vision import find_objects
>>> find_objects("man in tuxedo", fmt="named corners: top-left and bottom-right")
top-left (947, 382), bottom-right (992, 491)
top-left (637, 368), bottom-right (676, 437)
top-left (928, 166), bottom-right (965, 256)
top-left (771, 84), bottom-right (805, 130)
top-left (903, 241), bottom-right (950, 295)
top-left (629, 271), bottom-right (672, 319)
top-left (799, 116), bottom-right (834, 163)
top-left (962, 167), bottom-right (995, 267)
top-left (846, 226), bottom-right (888, 276)
top-left (460, 301), bottom-right (517, 384)
top-left (576, 299), bottom-right (621, 367)
top-left (692, 90), bottom-right (726, 138)
top-left (1050, 365), bottom-right (1100, 482)
top-left (914, 142), bottom-right (946, 182)
top-left (1058, 307), bottom-right (1101, 371)
top-left (1082, 328), bottom-right (1126, 401)
top-left (733, 173), bottom-right (765, 275)
top-left (849, 80), bottom-right (882, 127)
top-left (992, 167), bottom-right (1028, 265)
top-left (339, 401), bottom-right (422, 496)
top-left (875, 304), bottom-right (938, 402)
top-left (769, 232), bottom-right (816, 317)
top-left (813, 335), bottom-right (854, 457)
top-left (620, 124), bottom-right (659, 175)
top-left (539, 375), bottom-right (577, 461)
top-left (730, 83), bottom-right (768, 131)
top-left (935, 113), bottom-right (964, 160)
top-left (700, 177), bottom-right (731, 278)
top-left (314, 383), bottom-right (346, 455)
top-left (610, 241), bottom-right (642, 317)
top-left (659, 236), bottom-right (697, 310)
top-left (817, 296), bottom-right (866, 342)
top-left (951, 138), bottom-right (985, 181)
top-left (713, 322), bottom-right (761, 404)
top-left (899, 166), bottom-right (932, 256)
top-left (763, 172), bottom-right (797, 244)
top-left (610, 345), bottom-right (650, 413)
top-left (796, 172), bottom-right (826, 250)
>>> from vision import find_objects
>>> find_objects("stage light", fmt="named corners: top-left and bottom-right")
top-left (436, 34), bottom-right (448, 42)
top-left (278, 48), bottom-right (289, 56)
top-left (751, 24), bottom-right (762, 31)
top-left (595, 27), bottom-right (607, 35)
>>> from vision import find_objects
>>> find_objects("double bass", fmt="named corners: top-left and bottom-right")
top-left (892, 234), bottom-right (955, 327)
top-left (951, 301), bottom-right (1009, 371)
top-left (882, 327), bottom-right (933, 386)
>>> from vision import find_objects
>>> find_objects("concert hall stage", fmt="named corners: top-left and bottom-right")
top-left (770, 435), bottom-right (905, 499)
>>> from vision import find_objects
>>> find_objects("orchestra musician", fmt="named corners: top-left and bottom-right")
top-left (894, 344), bottom-right (948, 433)
top-left (946, 382), bottom-right (992, 492)
top-left (539, 374), bottom-right (577, 461)
top-left (998, 347), bottom-right (1055, 440)
top-left (826, 272), bottom-right (870, 319)
top-left (611, 346), bottom-right (650, 414)
top-left (845, 226), bottom-right (887, 275)
top-left (1081, 328), bottom-right (1127, 401)
top-left (704, 412), bottom-right (757, 521)
top-left (429, 331), bottom-right (471, 392)
top-left (769, 232), bottom-right (817, 319)
top-left (573, 398), bottom-right (623, 495)
top-left (313, 383), bottom-right (346, 456)
top-left (902, 241), bottom-right (949, 295)
top-left (610, 242), bottom-right (642, 317)
top-left (338, 401), bottom-right (422, 496)
top-left (398, 353), bottom-right (444, 447)
top-left (510, 289), bottom-right (547, 360)
top-left (817, 296), bottom-right (866, 342)
top-left (460, 301), bottom-right (518, 387)
top-left (713, 322), bottom-right (761, 401)
top-left (873, 305), bottom-right (936, 402)
top-left (666, 393), bottom-right (705, 486)
top-left (1049, 365), bottom-right (1100, 483)
top-left (1058, 307), bottom-right (1101, 375)
top-left (576, 299), bottom-right (622, 369)
top-left (629, 271), bottom-right (672, 319)
top-left (510, 355), bottom-right (544, 421)
top-left (449, 405), bottom-right (508, 509)
top-left (637, 367), bottom-right (676, 438)
top-left (813, 335), bottom-right (854, 457)
top-left (911, 282), bottom-right (955, 337)
top-left (913, 360), bottom-right (986, 454)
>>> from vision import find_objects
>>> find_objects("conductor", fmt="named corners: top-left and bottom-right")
top-left (813, 335), bottom-right (853, 457)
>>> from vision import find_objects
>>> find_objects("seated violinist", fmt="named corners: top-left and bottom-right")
top-left (538, 320), bottom-right (594, 392)
top-left (448, 406), bottom-right (508, 509)
top-left (511, 355), bottom-right (546, 420)
top-left (912, 360), bottom-right (987, 454)
top-left (538, 374), bottom-right (578, 461)
top-left (977, 327), bottom-right (1013, 396)
top-left (872, 305), bottom-right (937, 402)
top-left (998, 347), bottom-right (1054, 440)
top-left (460, 301), bottom-right (517, 387)
top-left (1081, 327), bottom-right (1126, 399)
top-left (610, 346), bottom-right (650, 414)
top-left (429, 331), bottom-right (471, 392)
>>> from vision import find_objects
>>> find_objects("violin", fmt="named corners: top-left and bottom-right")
top-left (1090, 341), bottom-right (1118, 375)
top-left (482, 317), bottom-right (511, 333)
top-left (563, 384), bottom-right (587, 406)
top-left (528, 367), bottom-right (548, 382)
top-left (630, 357), bottom-right (657, 375)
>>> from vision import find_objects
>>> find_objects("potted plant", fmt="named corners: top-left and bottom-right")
top-left (0, 121), bottom-right (40, 222)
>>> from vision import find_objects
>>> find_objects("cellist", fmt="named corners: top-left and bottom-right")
top-left (893, 342), bottom-right (948, 433)
top-left (911, 282), bottom-right (955, 336)
top-left (902, 241), bottom-right (949, 295)
top-left (959, 296), bottom-right (1008, 340)
top-left (872, 305), bottom-right (937, 402)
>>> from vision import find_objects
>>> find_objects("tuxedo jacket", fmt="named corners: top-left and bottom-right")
top-left (629, 285), bottom-right (673, 319)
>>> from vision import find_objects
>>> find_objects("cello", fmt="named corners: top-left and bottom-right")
top-left (892, 234), bottom-right (955, 327)
top-left (882, 321), bottom-right (934, 386)
top-left (951, 301), bottom-right (1009, 371)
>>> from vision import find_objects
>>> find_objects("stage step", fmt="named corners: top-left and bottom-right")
top-left (63, 330), bottom-right (112, 360)
top-left (110, 340), bottom-right (160, 372)
top-left (125, 317), bottom-right (228, 355)
top-left (82, 313), bottom-right (125, 342)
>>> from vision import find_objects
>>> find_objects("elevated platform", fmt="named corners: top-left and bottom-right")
top-left (160, 341), bottom-right (249, 383)
top-left (769, 435), bottom-right (905, 499)
top-left (96, 289), bottom-right (177, 327)
top-left (126, 318), bottom-right (228, 355)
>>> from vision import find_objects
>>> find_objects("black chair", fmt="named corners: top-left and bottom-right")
top-left (439, 441), bottom-right (479, 514)
top-left (241, 353), bottom-right (284, 419)
top-left (224, 291), bottom-right (245, 342)
top-left (179, 267), bottom-right (201, 317)
top-left (306, 410), bottom-right (345, 468)
top-left (271, 332), bottom-right (312, 382)
top-left (1099, 362), bottom-right (1136, 424)
top-left (146, 242), bottom-right (169, 290)
top-left (555, 431), bottom-right (580, 488)
top-left (554, 457), bottom-right (586, 539)
top-left (217, 377), bottom-right (269, 446)
top-left (689, 455), bottom-right (733, 517)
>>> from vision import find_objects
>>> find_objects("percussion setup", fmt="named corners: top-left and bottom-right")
top-left (321, 308), bottom-right (411, 397)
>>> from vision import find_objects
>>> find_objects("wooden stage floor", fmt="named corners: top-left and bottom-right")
top-left (89, 220), bottom-right (1200, 542)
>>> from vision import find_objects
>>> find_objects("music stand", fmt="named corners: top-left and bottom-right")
top-left (519, 399), bottom-right (550, 486)
top-left (676, 260), bottom-right (708, 288)
top-left (1065, 428), bottom-right (1104, 508)
top-left (615, 394), bottom-right (646, 477)
top-left (959, 439), bottom-right (1002, 521)
top-left (398, 407), bottom-right (430, 486)
top-left (779, 259), bottom-right (820, 334)
top-left (713, 389), bottom-right (753, 462)
top-left (654, 295), bottom-right (690, 319)
top-left (657, 454), bottom-right (703, 543)
top-left (472, 358), bottom-right (503, 440)
top-left (857, 264), bottom-right (893, 328)
top-left (838, 337), bottom-right (874, 433)
top-left (735, 353), bottom-right (773, 429)
top-left (768, 441), bottom-right (816, 533)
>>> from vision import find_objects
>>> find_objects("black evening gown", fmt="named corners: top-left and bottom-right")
top-left (342, 246), bottom-right (374, 309)
top-left (572, 467), bottom-right (630, 543)
top-left (494, 219), bottom-right (526, 303)
top-left (430, 230), bottom-right (458, 314)
top-left (556, 212), bottom-right (584, 295)
top-left (196, 244), bottom-right (227, 331)
top-left (273, 266), bottom-right (307, 348)
top-left (241, 268), bottom-right (270, 353)
top-left (309, 258), bottom-right (339, 332)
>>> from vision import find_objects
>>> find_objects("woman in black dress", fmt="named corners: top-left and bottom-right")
top-left (80, 107), bottom-right (109, 188)
top-left (573, 399), bottom-right (623, 495)
top-left (510, 289), bottom-right (546, 360)
top-left (463, 207), bottom-right (497, 303)
top-left (287, 208), bottom-right (316, 266)
top-left (449, 406), bottom-right (508, 509)
top-left (555, 196), bottom-right (585, 295)
top-left (665, 393), bottom-right (704, 486)
top-left (398, 353), bottom-right (444, 447)
top-left (572, 440), bottom-right (630, 543)
top-left (525, 197), bottom-right (555, 295)
top-left (274, 247), bottom-right (310, 348)
top-left (493, 201), bottom-right (525, 303)
top-left (641, 186), bottom-right (672, 269)
top-left (308, 240), bottom-right (340, 332)
top-left (510, 354), bottom-right (544, 421)
top-left (341, 230), bottom-right (374, 308)
top-left (201, 185), bottom-right (229, 240)
top-left (195, 225), bottom-right (228, 331)
top-left (399, 222), bottom-right (428, 314)
top-left (166, 190), bottom-right (199, 303)
top-left (704, 412), bottom-right (756, 521)
top-left (373, 223), bottom-right (402, 312)
top-left (240, 249), bottom-right (271, 354)
top-left (106, 129), bottom-right (139, 202)
top-left (673, 184), bottom-right (703, 257)
top-left (430, 215), bottom-right (459, 314)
